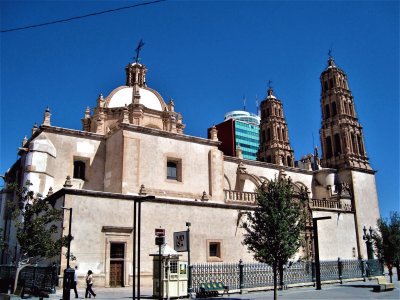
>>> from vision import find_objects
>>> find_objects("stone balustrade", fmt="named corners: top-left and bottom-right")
top-left (224, 190), bottom-right (257, 204)
top-left (309, 198), bottom-right (352, 212)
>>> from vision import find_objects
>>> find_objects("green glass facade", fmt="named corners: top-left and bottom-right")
top-left (235, 121), bottom-right (259, 160)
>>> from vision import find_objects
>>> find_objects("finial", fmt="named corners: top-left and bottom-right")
top-left (201, 191), bottom-right (209, 201)
top-left (31, 122), bottom-right (38, 136)
top-left (97, 94), bottom-right (105, 107)
top-left (267, 80), bottom-right (274, 96)
top-left (236, 145), bottom-right (243, 159)
top-left (139, 184), bottom-right (147, 195)
top-left (135, 39), bottom-right (145, 63)
top-left (210, 125), bottom-right (218, 141)
top-left (47, 187), bottom-right (53, 197)
top-left (328, 49), bottom-right (335, 67)
top-left (122, 104), bottom-right (129, 124)
top-left (42, 107), bottom-right (51, 126)
top-left (84, 107), bottom-right (91, 118)
top-left (168, 98), bottom-right (175, 112)
top-left (22, 135), bottom-right (28, 146)
top-left (63, 176), bottom-right (73, 188)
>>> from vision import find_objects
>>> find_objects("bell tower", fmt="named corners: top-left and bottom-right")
top-left (258, 86), bottom-right (295, 167)
top-left (319, 56), bottom-right (371, 170)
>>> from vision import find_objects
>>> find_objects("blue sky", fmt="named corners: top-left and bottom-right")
top-left (1, 1), bottom-right (399, 219)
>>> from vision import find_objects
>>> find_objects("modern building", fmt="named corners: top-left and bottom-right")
top-left (208, 111), bottom-right (260, 160)
top-left (0, 54), bottom-right (380, 289)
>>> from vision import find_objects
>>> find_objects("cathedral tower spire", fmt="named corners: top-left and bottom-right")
top-left (258, 86), bottom-right (294, 167)
top-left (319, 56), bottom-right (371, 170)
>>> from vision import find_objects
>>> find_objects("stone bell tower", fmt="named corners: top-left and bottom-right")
top-left (319, 56), bottom-right (371, 170)
top-left (258, 86), bottom-right (295, 167)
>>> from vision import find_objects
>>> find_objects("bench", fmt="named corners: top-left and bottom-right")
top-left (197, 282), bottom-right (229, 298)
top-left (372, 276), bottom-right (395, 292)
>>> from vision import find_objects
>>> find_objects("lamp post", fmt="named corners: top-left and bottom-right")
top-left (362, 226), bottom-right (374, 260)
top-left (186, 222), bottom-right (191, 294)
top-left (313, 216), bottom-right (331, 290)
top-left (61, 207), bottom-right (73, 300)
top-left (132, 195), bottom-right (155, 300)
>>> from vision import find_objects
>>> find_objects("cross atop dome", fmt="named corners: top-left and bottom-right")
top-left (135, 39), bottom-right (145, 63)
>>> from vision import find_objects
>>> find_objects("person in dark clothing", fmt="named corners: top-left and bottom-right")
top-left (85, 270), bottom-right (96, 298)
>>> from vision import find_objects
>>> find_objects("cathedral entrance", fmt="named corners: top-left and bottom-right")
top-left (110, 243), bottom-right (125, 286)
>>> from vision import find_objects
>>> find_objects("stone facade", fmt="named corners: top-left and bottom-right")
top-left (0, 56), bottom-right (380, 288)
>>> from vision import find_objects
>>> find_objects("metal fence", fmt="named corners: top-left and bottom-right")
top-left (0, 265), bottom-right (58, 293)
top-left (191, 259), bottom-right (383, 292)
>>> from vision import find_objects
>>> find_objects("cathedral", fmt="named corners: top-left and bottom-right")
top-left (0, 53), bottom-right (380, 287)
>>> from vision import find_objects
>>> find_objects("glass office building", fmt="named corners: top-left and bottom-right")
top-left (209, 111), bottom-right (260, 161)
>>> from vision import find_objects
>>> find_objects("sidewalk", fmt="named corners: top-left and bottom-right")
top-left (45, 278), bottom-right (399, 300)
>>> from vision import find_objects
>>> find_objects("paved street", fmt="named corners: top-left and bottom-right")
top-left (45, 278), bottom-right (399, 300)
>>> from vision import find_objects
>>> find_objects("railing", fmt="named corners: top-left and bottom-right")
top-left (191, 259), bottom-right (382, 292)
top-left (224, 190), bottom-right (257, 204)
top-left (309, 199), bottom-right (352, 212)
top-left (0, 265), bottom-right (58, 294)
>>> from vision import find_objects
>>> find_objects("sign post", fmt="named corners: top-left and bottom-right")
top-left (155, 228), bottom-right (165, 300)
top-left (174, 222), bottom-right (192, 295)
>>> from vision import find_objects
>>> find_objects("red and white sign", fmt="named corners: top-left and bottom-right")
top-left (155, 228), bottom-right (165, 237)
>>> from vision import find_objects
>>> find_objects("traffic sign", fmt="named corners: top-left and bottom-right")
top-left (155, 228), bottom-right (165, 237)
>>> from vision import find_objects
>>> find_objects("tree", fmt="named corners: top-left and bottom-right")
top-left (242, 176), bottom-right (305, 300)
top-left (7, 181), bottom-right (66, 262)
top-left (372, 211), bottom-right (400, 282)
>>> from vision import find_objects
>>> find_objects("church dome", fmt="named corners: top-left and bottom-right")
top-left (106, 86), bottom-right (164, 111)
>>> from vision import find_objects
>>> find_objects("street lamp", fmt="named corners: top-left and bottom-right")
top-left (61, 207), bottom-right (73, 300)
top-left (186, 222), bottom-right (192, 294)
top-left (362, 226), bottom-right (374, 260)
top-left (313, 216), bottom-right (331, 290)
top-left (132, 195), bottom-right (155, 300)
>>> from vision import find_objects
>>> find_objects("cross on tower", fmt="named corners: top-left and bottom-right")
top-left (268, 80), bottom-right (273, 89)
top-left (135, 39), bottom-right (145, 63)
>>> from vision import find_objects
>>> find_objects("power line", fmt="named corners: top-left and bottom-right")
top-left (1, 0), bottom-right (167, 33)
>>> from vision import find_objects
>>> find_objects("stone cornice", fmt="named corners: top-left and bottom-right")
top-left (46, 188), bottom-right (255, 210)
top-left (109, 123), bottom-right (221, 147)
top-left (224, 156), bottom-right (314, 175)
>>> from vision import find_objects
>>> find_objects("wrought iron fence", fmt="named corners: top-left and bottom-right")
top-left (0, 265), bottom-right (57, 293)
top-left (191, 259), bottom-right (382, 292)
top-left (191, 263), bottom-right (239, 292)
top-left (340, 259), bottom-right (364, 279)
top-left (242, 262), bottom-right (273, 288)
top-left (284, 261), bottom-right (313, 284)
top-left (366, 259), bottom-right (383, 277)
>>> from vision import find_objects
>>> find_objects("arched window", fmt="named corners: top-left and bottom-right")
top-left (287, 156), bottom-right (292, 167)
top-left (332, 102), bottom-right (337, 116)
top-left (357, 135), bottom-right (364, 155)
top-left (73, 161), bottom-right (86, 180)
top-left (277, 128), bottom-right (282, 140)
top-left (325, 136), bottom-right (333, 159)
top-left (334, 134), bottom-right (341, 156)
top-left (324, 81), bottom-right (328, 91)
top-left (282, 129), bottom-right (286, 141)
top-left (325, 104), bottom-right (330, 118)
top-left (266, 156), bottom-right (272, 163)
top-left (267, 128), bottom-right (271, 142)
top-left (351, 133), bottom-right (357, 154)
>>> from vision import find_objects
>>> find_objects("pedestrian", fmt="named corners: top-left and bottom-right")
top-left (73, 266), bottom-right (79, 298)
top-left (85, 270), bottom-right (96, 298)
